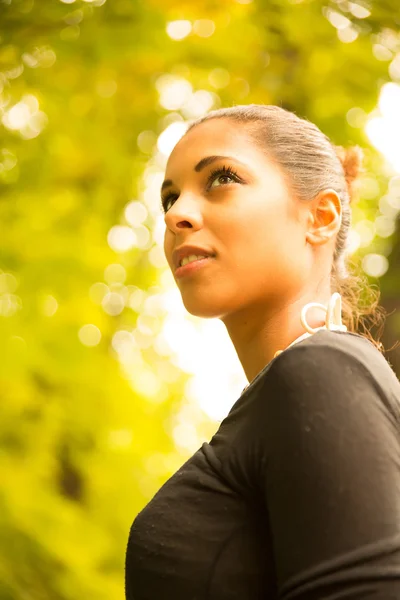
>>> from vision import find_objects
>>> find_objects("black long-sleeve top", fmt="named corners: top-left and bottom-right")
top-left (125, 329), bottom-right (400, 599)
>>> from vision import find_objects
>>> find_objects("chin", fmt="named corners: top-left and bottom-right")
top-left (180, 294), bottom-right (228, 319)
top-left (178, 279), bottom-right (243, 319)
top-left (182, 302), bottom-right (221, 319)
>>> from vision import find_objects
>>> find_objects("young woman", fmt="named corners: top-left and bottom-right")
top-left (125, 105), bottom-right (400, 599)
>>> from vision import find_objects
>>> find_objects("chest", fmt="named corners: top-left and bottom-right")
top-left (125, 444), bottom-right (277, 600)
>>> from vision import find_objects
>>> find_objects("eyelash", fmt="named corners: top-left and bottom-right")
top-left (161, 165), bottom-right (241, 213)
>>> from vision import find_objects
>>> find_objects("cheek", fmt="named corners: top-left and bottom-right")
top-left (237, 201), bottom-right (302, 252)
top-left (229, 206), bottom-right (307, 280)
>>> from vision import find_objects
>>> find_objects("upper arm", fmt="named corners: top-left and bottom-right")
top-left (256, 344), bottom-right (400, 599)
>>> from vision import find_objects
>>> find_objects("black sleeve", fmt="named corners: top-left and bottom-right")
top-left (255, 343), bottom-right (400, 599)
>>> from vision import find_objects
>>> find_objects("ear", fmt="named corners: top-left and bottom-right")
top-left (305, 188), bottom-right (342, 246)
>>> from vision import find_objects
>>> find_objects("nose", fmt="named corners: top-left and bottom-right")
top-left (164, 192), bottom-right (203, 231)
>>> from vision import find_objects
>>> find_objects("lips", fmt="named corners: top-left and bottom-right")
top-left (174, 255), bottom-right (214, 278)
top-left (172, 245), bottom-right (215, 270)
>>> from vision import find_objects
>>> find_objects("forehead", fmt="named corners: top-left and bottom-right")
top-left (166, 118), bottom-right (266, 174)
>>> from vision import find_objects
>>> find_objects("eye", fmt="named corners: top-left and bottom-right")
top-left (209, 173), bottom-right (235, 188)
top-left (161, 193), bottom-right (178, 213)
top-left (161, 165), bottom-right (242, 214)
top-left (207, 166), bottom-right (241, 190)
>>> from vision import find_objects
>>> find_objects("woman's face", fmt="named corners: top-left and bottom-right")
top-left (162, 118), bottom-right (313, 319)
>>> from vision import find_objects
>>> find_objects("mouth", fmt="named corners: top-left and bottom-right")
top-left (174, 255), bottom-right (215, 278)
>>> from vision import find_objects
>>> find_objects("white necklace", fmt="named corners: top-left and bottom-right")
top-left (241, 292), bottom-right (347, 395)
top-left (273, 291), bottom-right (347, 358)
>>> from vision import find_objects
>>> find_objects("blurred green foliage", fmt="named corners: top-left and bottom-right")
top-left (0, 0), bottom-right (399, 598)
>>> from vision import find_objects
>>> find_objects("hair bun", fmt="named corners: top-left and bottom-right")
top-left (334, 145), bottom-right (364, 203)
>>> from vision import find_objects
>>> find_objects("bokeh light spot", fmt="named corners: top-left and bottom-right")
top-left (128, 287), bottom-right (146, 312)
top-left (156, 74), bottom-right (193, 110)
top-left (346, 229), bottom-right (361, 254)
top-left (166, 20), bottom-right (192, 41)
top-left (132, 369), bottom-right (162, 397)
top-left (0, 294), bottom-right (23, 317)
top-left (208, 68), bottom-right (230, 89)
top-left (137, 130), bottom-right (157, 154)
top-left (78, 324), bottom-right (102, 347)
top-left (337, 27), bottom-right (358, 43)
top-left (125, 201), bottom-right (148, 227)
top-left (375, 215), bottom-right (396, 238)
top-left (101, 292), bottom-right (125, 316)
top-left (181, 90), bottom-right (216, 119)
top-left (148, 245), bottom-right (167, 270)
top-left (324, 8), bottom-right (351, 30)
top-left (89, 282), bottom-right (110, 305)
top-left (389, 53), bottom-right (400, 80)
top-left (107, 225), bottom-right (137, 252)
top-left (373, 44), bottom-right (392, 61)
top-left (193, 19), bottom-right (215, 38)
top-left (133, 225), bottom-right (151, 249)
top-left (354, 219), bottom-right (376, 247)
top-left (41, 294), bottom-right (59, 317)
top-left (348, 2), bottom-right (370, 18)
top-left (157, 121), bottom-right (188, 156)
top-left (366, 83), bottom-right (400, 172)
top-left (362, 253), bottom-right (389, 278)
top-left (346, 106), bottom-right (367, 128)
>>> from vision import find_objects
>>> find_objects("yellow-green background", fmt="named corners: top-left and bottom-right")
top-left (1, 0), bottom-right (399, 598)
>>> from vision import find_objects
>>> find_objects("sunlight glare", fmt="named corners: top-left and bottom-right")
top-left (366, 82), bottom-right (400, 172)
top-left (166, 20), bottom-right (192, 41)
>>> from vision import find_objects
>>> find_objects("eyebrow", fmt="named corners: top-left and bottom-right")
top-left (161, 155), bottom-right (245, 193)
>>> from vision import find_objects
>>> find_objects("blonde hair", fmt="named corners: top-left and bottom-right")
top-left (187, 104), bottom-right (386, 353)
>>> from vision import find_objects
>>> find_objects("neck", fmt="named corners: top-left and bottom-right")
top-left (221, 290), bottom-right (332, 384)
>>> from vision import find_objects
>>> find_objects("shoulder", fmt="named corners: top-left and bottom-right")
top-left (273, 329), bottom-right (398, 388)
top-left (256, 329), bottom-right (400, 426)
top-left (283, 328), bottom-right (384, 363)
top-left (252, 333), bottom-right (400, 599)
